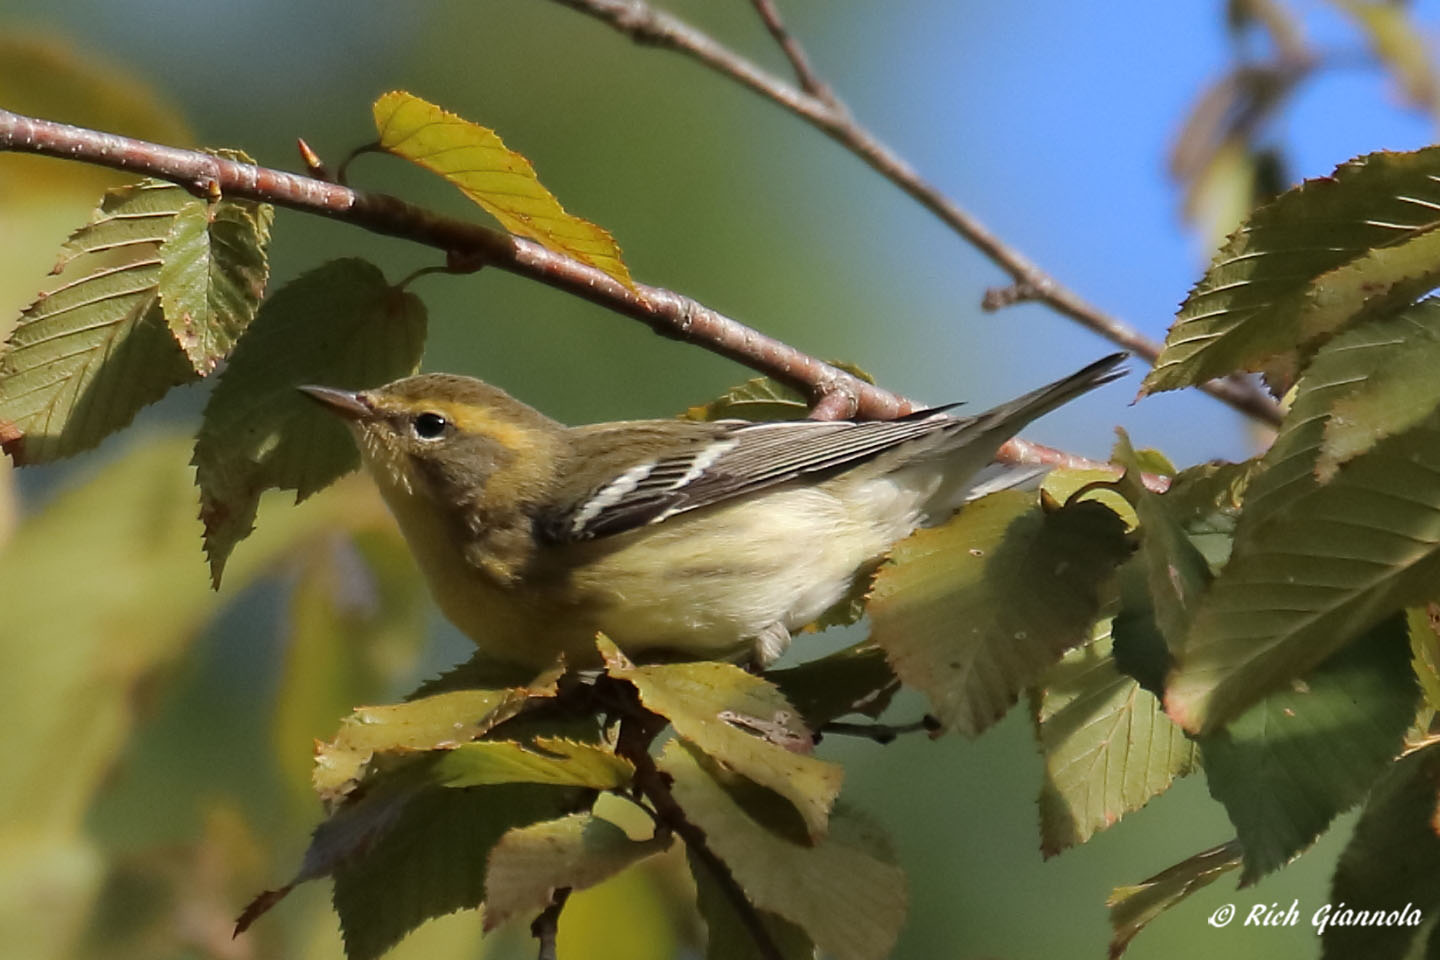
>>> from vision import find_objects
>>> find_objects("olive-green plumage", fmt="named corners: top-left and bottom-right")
top-left (300, 354), bottom-right (1125, 668)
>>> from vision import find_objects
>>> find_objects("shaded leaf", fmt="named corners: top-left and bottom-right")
top-left (1034, 623), bottom-right (1197, 857)
top-left (685, 376), bottom-right (808, 423)
top-left (1111, 431), bottom-right (1213, 649)
top-left (1199, 616), bottom-right (1418, 883)
top-left (192, 258), bottom-right (426, 585)
top-left (0, 181), bottom-right (199, 463)
top-left (689, 848), bottom-right (815, 960)
top-left (1321, 743), bottom-right (1440, 960)
top-left (1144, 147), bottom-right (1440, 394)
top-left (156, 178), bottom-right (273, 373)
top-left (600, 639), bottom-right (841, 840)
top-left (433, 738), bottom-right (633, 790)
top-left (331, 784), bottom-right (583, 960)
top-left (372, 91), bottom-right (634, 289)
top-left (767, 642), bottom-right (899, 727)
top-left (1107, 840), bottom-right (1243, 958)
top-left (483, 813), bottom-right (667, 932)
top-left (662, 741), bottom-right (905, 960)
top-left (869, 490), bottom-right (1131, 735)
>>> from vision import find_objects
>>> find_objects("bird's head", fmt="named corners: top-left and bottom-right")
top-left (298, 373), bottom-right (562, 508)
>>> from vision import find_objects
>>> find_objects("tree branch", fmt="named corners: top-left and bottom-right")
top-left (0, 106), bottom-right (1146, 481)
top-left (530, 888), bottom-right (571, 960)
top-left (548, 0), bottom-right (1284, 428)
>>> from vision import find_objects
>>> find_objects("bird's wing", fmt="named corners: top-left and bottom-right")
top-left (537, 409), bottom-right (958, 543)
top-left (538, 352), bottom-right (1127, 543)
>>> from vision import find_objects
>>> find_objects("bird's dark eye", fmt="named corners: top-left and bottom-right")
top-left (411, 411), bottom-right (449, 440)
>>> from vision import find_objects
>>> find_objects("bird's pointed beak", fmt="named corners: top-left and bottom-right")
top-left (297, 385), bottom-right (373, 421)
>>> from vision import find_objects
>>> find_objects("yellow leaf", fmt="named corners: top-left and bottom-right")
top-left (372, 91), bottom-right (635, 290)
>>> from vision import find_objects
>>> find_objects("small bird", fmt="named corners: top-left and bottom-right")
top-left (300, 354), bottom-right (1125, 669)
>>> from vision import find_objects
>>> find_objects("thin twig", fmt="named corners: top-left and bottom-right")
top-left (816, 716), bottom-right (940, 744)
top-left (748, 0), bottom-right (836, 105)
top-left (530, 888), bottom-right (571, 960)
top-left (0, 106), bottom-right (1140, 480)
top-left (549, 0), bottom-right (1283, 428)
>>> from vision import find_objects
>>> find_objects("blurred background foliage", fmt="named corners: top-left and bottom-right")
top-left (3, 1), bottom-right (1440, 958)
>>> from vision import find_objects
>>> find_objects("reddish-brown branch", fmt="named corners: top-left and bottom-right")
top-left (0, 107), bottom-right (1152, 481)
top-left (549, 0), bottom-right (1284, 429)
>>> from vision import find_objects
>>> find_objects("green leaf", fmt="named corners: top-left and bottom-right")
top-left (1321, 744), bottom-right (1440, 960)
top-left (1033, 622), bottom-right (1197, 857)
top-left (0, 181), bottom-right (199, 463)
top-left (433, 738), bottom-right (633, 790)
top-left (1199, 616), bottom-right (1418, 883)
top-left (662, 741), bottom-right (906, 960)
top-left (192, 258), bottom-right (427, 585)
top-left (683, 363), bottom-right (873, 423)
top-left (1112, 431), bottom-right (1214, 649)
top-left (600, 641), bottom-right (841, 840)
top-left (331, 784), bottom-right (584, 960)
top-left (684, 376), bottom-right (808, 423)
top-left (482, 813), bottom-right (667, 932)
top-left (868, 490), bottom-right (1131, 735)
top-left (1167, 308), bottom-right (1440, 733)
top-left (1318, 300), bottom-right (1440, 479)
top-left (1409, 606), bottom-right (1440, 711)
top-left (689, 848), bottom-right (815, 960)
top-left (156, 177), bottom-right (272, 373)
top-left (1143, 146), bottom-right (1440, 394)
top-left (766, 642), bottom-right (899, 727)
top-left (314, 676), bottom-right (557, 804)
top-left (372, 91), bottom-right (634, 290)
top-left (1107, 841), bottom-right (1243, 958)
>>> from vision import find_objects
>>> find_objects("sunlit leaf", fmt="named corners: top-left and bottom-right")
top-left (1168, 308), bottom-right (1440, 733)
top-left (1199, 616), bottom-right (1418, 883)
top-left (156, 174), bottom-right (273, 373)
top-left (1033, 623), bottom-right (1197, 857)
top-left (684, 376), bottom-right (808, 423)
top-left (1408, 605), bottom-right (1440, 712)
top-left (1321, 743), bottom-right (1440, 960)
top-left (869, 490), bottom-right (1131, 735)
top-left (600, 639), bottom-right (840, 840)
top-left (482, 813), bottom-right (666, 931)
top-left (0, 181), bottom-right (199, 463)
top-left (192, 258), bottom-right (426, 585)
top-left (1107, 840), bottom-right (1243, 958)
top-left (434, 738), bottom-right (633, 790)
top-left (662, 742), bottom-right (905, 960)
top-left (314, 678), bottom-right (556, 804)
top-left (1144, 147), bottom-right (1440, 394)
top-left (372, 91), bottom-right (634, 289)
top-left (1317, 300), bottom-right (1440, 479)
top-left (683, 363), bottom-right (874, 423)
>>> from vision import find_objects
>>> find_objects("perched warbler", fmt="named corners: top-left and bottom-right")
top-left (300, 353), bottom-right (1125, 669)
